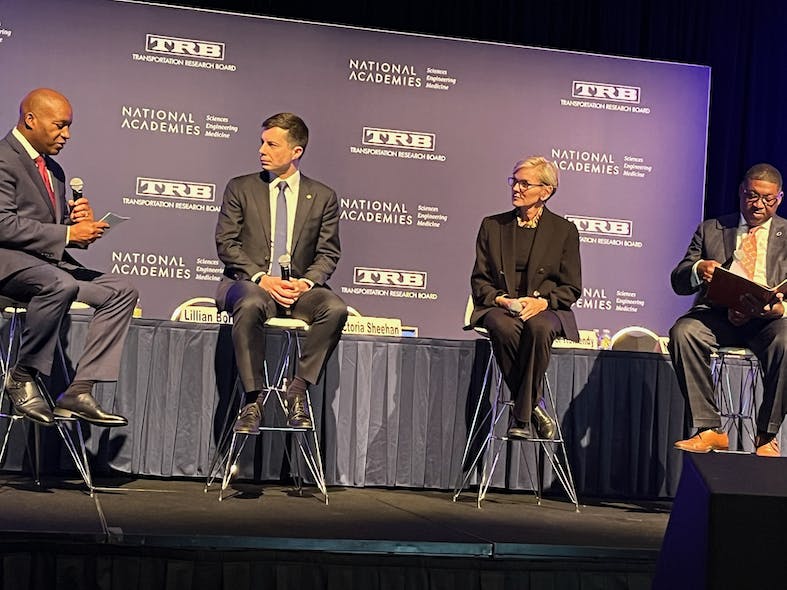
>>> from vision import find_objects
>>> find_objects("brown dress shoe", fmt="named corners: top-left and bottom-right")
top-left (286, 395), bottom-right (312, 429)
top-left (233, 403), bottom-right (262, 434)
top-left (755, 438), bottom-right (780, 457)
top-left (674, 430), bottom-right (729, 453)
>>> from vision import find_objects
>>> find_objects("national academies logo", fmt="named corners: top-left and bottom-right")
top-left (347, 58), bottom-right (458, 91)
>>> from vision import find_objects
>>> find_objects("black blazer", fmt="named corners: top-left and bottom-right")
top-left (214, 170), bottom-right (341, 307)
top-left (470, 207), bottom-right (582, 341)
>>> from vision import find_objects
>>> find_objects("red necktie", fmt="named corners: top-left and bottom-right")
top-left (34, 155), bottom-right (56, 209)
top-left (740, 226), bottom-right (760, 280)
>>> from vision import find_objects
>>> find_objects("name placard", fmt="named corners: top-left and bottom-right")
top-left (175, 305), bottom-right (233, 324)
top-left (343, 316), bottom-right (403, 337)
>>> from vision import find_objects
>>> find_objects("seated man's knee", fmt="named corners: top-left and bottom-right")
top-left (668, 318), bottom-right (694, 345)
top-left (320, 298), bottom-right (349, 330)
top-left (232, 288), bottom-right (273, 319)
top-left (48, 274), bottom-right (79, 304)
top-left (125, 282), bottom-right (139, 303)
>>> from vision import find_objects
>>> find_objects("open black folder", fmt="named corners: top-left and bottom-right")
top-left (706, 266), bottom-right (787, 313)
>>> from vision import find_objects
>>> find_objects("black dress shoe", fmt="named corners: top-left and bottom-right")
top-left (3, 374), bottom-right (55, 426)
top-left (54, 392), bottom-right (128, 427)
top-left (286, 395), bottom-right (312, 429)
top-left (233, 403), bottom-right (262, 434)
top-left (507, 420), bottom-right (531, 440)
top-left (532, 405), bottom-right (556, 439)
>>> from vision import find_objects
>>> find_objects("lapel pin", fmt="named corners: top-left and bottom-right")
top-left (306, 194), bottom-right (313, 200)
top-left (777, 231), bottom-right (783, 237)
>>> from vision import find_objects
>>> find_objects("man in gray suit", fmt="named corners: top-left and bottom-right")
top-left (670, 163), bottom-right (786, 456)
top-left (0, 88), bottom-right (136, 427)
top-left (215, 112), bottom-right (347, 433)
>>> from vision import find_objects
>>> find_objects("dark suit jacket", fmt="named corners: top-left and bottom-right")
top-left (470, 207), bottom-right (582, 341)
top-left (0, 131), bottom-right (80, 284)
top-left (214, 170), bottom-right (340, 307)
top-left (671, 213), bottom-right (787, 309)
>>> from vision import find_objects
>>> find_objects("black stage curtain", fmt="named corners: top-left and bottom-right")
top-left (2, 315), bottom-right (770, 500)
top-left (165, 0), bottom-right (787, 220)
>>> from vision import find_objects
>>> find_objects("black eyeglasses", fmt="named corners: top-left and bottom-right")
top-left (507, 177), bottom-right (546, 191)
top-left (742, 189), bottom-right (782, 207)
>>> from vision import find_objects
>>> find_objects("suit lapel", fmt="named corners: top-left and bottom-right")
top-left (719, 216), bottom-right (738, 263)
top-left (249, 172), bottom-right (271, 247)
top-left (766, 216), bottom-right (787, 285)
top-left (7, 134), bottom-right (57, 220)
top-left (44, 155), bottom-right (61, 220)
top-left (291, 175), bottom-right (316, 254)
top-left (499, 210), bottom-right (517, 296)
top-left (527, 208), bottom-right (554, 290)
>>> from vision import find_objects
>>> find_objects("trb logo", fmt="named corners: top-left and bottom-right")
top-left (136, 177), bottom-right (216, 201)
top-left (565, 215), bottom-right (633, 237)
top-left (354, 267), bottom-right (427, 289)
top-left (362, 127), bottom-right (435, 151)
top-left (572, 81), bottom-right (640, 104)
top-left (146, 34), bottom-right (225, 60)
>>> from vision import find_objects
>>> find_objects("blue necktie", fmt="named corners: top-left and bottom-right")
top-left (272, 180), bottom-right (289, 276)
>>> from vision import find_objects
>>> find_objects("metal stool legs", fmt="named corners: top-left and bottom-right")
top-left (452, 345), bottom-right (501, 499)
top-left (0, 301), bottom-right (94, 494)
top-left (453, 345), bottom-right (579, 510)
top-left (712, 347), bottom-right (760, 450)
top-left (206, 323), bottom-right (328, 504)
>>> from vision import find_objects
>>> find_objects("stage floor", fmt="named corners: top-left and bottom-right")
top-left (0, 474), bottom-right (669, 562)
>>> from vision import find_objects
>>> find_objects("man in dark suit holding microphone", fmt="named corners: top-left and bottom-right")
top-left (215, 112), bottom-right (348, 434)
top-left (0, 88), bottom-right (136, 427)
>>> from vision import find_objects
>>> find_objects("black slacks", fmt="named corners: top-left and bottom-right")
top-left (221, 280), bottom-right (348, 392)
top-left (481, 307), bottom-right (562, 424)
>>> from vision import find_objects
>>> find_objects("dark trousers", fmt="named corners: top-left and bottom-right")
top-left (222, 280), bottom-right (348, 392)
top-left (481, 308), bottom-right (562, 424)
top-left (1, 264), bottom-right (138, 381)
top-left (669, 308), bottom-right (787, 434)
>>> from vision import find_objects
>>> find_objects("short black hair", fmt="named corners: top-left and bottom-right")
top-left (743, 163), bottom-right (782, 191)
top-left (262, 112), bottom-right (309, 151)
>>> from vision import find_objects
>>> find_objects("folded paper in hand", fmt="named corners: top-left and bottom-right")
top-left (706, 266), bottom-right (787, 313)
top-left (99, 212), bottom-right (130, 229)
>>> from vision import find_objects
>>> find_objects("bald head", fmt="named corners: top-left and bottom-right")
top-left (16, 88), bottom-right (73, 156)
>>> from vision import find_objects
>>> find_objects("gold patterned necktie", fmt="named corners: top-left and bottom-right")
top-left (739, 226), bottom-right (760, 280)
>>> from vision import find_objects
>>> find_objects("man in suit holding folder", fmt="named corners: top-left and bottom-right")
top-left (215, 112), bottom-right (347, 434)
top-left (669, 163), bottom-right (786, 456)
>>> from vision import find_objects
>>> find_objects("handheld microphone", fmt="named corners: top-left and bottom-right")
top-left (508, 299), bottom-right (523, 317)
top-left (278, 253), bottom-right (292, 315)
top-left (69, 177), bottom-right (84, 200)
top-left (278, 253), bottom-right (291, 281)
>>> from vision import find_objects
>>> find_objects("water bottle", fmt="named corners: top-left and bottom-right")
top-left (600, 329), bottom-right (612, 350)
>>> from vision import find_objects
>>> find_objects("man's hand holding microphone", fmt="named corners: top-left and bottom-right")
top-left (67, 177), bottom-right (108, 247)
top-left (257, 253), bottom-right (310, 308)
